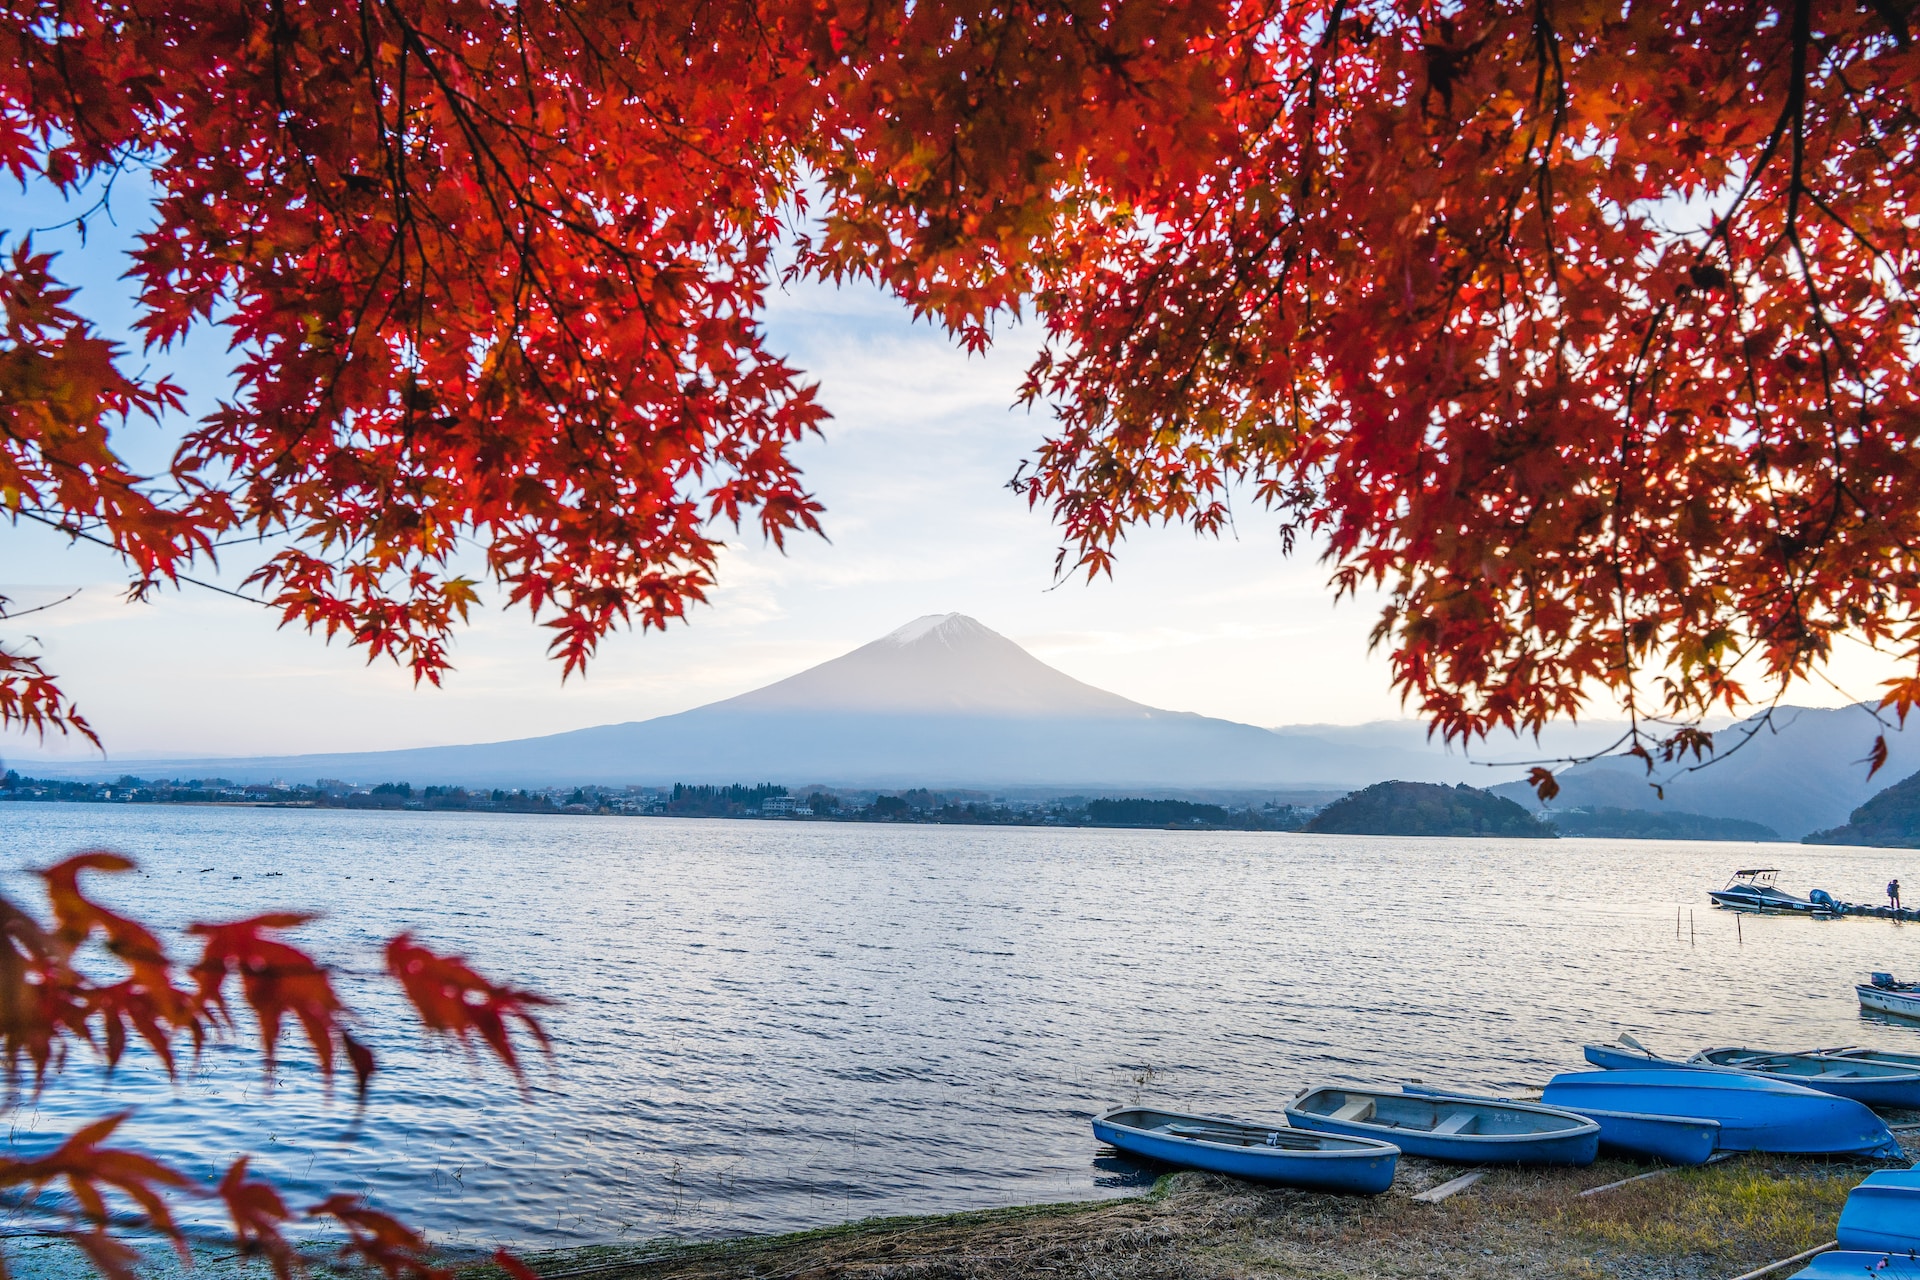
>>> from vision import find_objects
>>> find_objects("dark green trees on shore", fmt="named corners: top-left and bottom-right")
top-left (1305, 781), bottom-right (1554, 838)
top-left (1804, 769), bottom-right (1920, 847)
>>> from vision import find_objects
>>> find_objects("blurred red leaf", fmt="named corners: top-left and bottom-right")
top-left (0, 1113), bottom-right (192, 1255)
top-left (1526, 767), bottom-right (1560, 803)
top-left (188, 914), bottom-right (352, 1083)
top-left (385, 935), bottom-right (552, 1082)
top-left (60, 1232), bottom-right (143, 1280)
top-left (219, 1157), bottom-right (300, 1280)
top-left (493, 1249), bottom-right (540, 1280)
top-left (38, 854), bottom-right (204, 1074)
top-left (1864, 734), bottom-right (1892, 780)
top-left (309, 1194), bottom-right (447, 1280)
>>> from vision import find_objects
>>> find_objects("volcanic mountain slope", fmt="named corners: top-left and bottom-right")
top-left (18, 614), bottom-right (1506, 790)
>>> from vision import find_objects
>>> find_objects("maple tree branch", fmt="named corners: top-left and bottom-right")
top-left (11, 509), bottom-right (269, 607)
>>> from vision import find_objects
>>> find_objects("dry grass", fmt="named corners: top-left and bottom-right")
top-left (471, 1150), bottom-right (1899, 1280)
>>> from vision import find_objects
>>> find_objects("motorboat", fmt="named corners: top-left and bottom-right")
top-left (1859, 973), bottom-right (1920, 1022)
top-left (1707, 868), bottom-right (1823, 914)
top-left (1285, 1085), bottom-right (1599, 1166)
top-left (1540, 1069), bottom-right (1904, 1157)
top-left (1090, 1106), bottom-right (1400, 1194)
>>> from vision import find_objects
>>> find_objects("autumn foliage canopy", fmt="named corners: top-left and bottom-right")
top-left (2, 0), bottom-right (1917, 753)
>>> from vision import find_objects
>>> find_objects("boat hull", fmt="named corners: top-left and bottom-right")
top-left (1091, 1107), bottom-right (1399, 1195)
top-left (1572, 1107), bottom-right (1719, 1166)
top-left (1398, 1083), bottom-right (1715, 1166)
top-left (1838, 1169), bottom-right (1920, 1253)
top-left (1285, 1087), bottom-right (1599, 1166)
top-left (1708, 889), bottom-right (1817, 914)
top-left (1787, 1251), bottom-right (1920, 1279)
top-left (1860, 984), bottom-right (1920, 1022)
top-left (1540, 1070), bottom-right (1904, 1158)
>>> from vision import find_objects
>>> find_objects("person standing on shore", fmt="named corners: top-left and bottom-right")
top-left (1892, 879), bottom-right (1903, 912)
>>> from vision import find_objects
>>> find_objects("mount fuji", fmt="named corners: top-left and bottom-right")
top-left (16, 614), bottom-right (1502, 791)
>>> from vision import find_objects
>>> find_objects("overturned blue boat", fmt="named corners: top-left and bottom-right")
top-left (1837, 1168), bottom-right (1920, 1253)
top-left (1787, 1251), bottom-right (1920, 1278)
top-left (1541, 1070), bottom-right (1904, 1158)
top-left (1091, 1106), bottom-right (1400, 1195)
top-left (1787, 1169), bottom-right (1920, 1277)
top-left (1285, 1086), bottom-right (1599, 1166)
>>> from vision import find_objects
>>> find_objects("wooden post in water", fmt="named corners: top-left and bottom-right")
top-left (1736, 913), bottom-right (1742, 945)
top-left (1690, 909), bottom-right (1696, 945)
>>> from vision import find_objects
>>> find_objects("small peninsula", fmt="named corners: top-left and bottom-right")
top-left (1303, 780), bottom-right (1554, 838)
top-left (1803, 766), bottom-right (1920, 847)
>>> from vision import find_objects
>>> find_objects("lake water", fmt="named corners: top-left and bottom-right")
top-left (0, 804), bottom-right (1915, 1255)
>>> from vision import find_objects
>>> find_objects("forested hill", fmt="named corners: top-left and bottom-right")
top-left (1803, 769), bottom-right (1920, 848)
top-left (1305, 781), bottom-right (1555, 838)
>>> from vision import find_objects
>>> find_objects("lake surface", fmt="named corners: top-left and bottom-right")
top-left (0, 804), bottom-right (1914, 1255)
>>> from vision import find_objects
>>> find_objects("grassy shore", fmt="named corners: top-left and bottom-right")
top-left (472, 1145), bottom-right (1900, 1280)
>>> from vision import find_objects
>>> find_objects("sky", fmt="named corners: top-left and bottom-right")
top-left (0, 175), bottom-right (1905, 763)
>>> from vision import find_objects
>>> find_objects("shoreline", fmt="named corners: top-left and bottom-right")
top-left (3, 1146), bottom-right (1888, 1279)
top-left (464, 1147), bottom-right (1892, 1280)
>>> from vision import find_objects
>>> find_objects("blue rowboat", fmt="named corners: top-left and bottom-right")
top-left (1090, 1106), bottom-right (1400, 1195)
top-left (1583, 1041), bottom-right (1920, 1109)
top-left (1540, 1070), bottom-right (1905, 1158)
top-left (1838, 1169), bottom-right (1920, 1253)
top-left (1285, 1086), bottom-right (1599, 1166)
top-left (1693, 1047), bottom-right (1920, 1109)
top-left (1787, 1250), bottom-right (1920, 1278)
top-left (1401, 1082), bottom-right (1718, 1166)
top-left (1584, 1041), bottom-right (1676, 1071)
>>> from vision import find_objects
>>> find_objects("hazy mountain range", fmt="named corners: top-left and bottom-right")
top-left (10, 614), bottom-right (1566, 792)
top-left (1491, 704), bottom-right (1912, 840)
top-left (6, 612), bottom-right (1904, 837)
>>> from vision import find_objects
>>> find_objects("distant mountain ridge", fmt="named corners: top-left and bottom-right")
top-left (13, 614), bottom-right (1894, 825)
top-left (1490, 703), bottom-right (1913, 839)
top-left (10, 615), bottom-right (1528, 791)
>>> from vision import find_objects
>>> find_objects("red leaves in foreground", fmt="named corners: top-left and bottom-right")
top-left (0, 854), bottom-right (550, 1277)
top-left (189, 913), bottom-right (363, 1094)
top-left (218, 1158), bottom-right (299, 1280)
top-left (387, 934), bottom-right (553, 1082)
top-left (309, 1195), bottom-right (449, 1280)
top-left (0, 1112), bottom-right (191, 1245)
